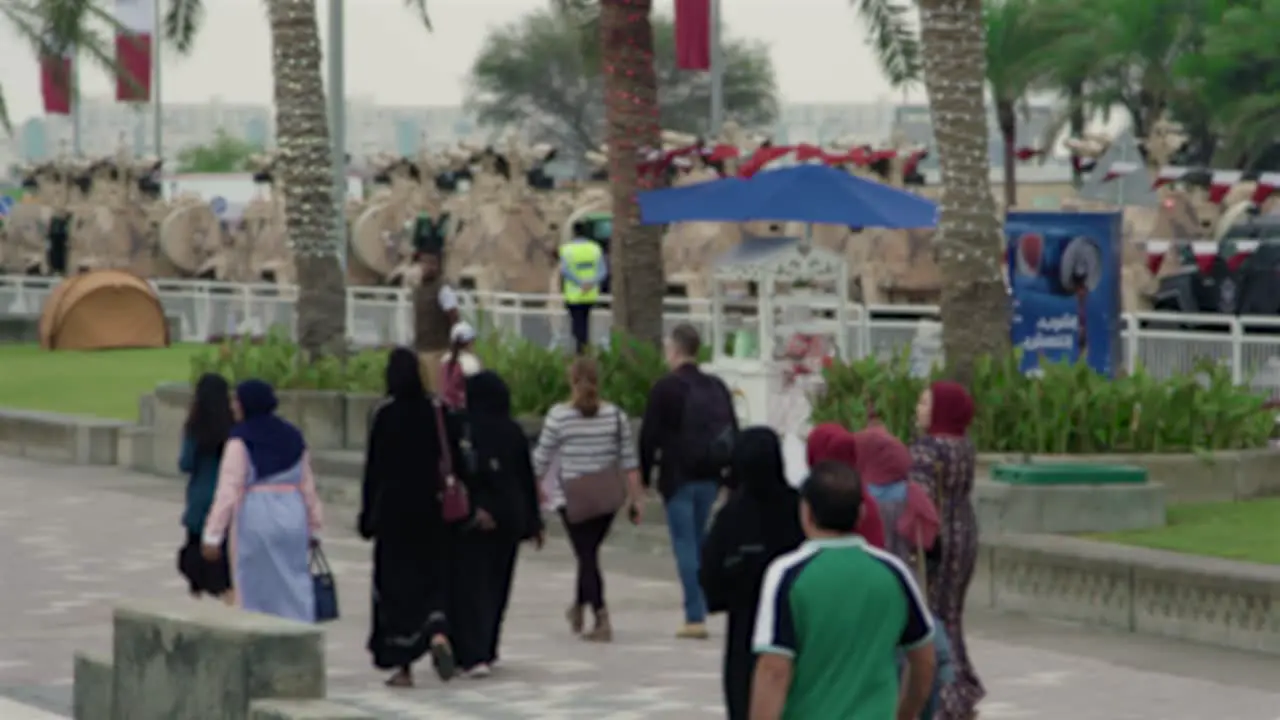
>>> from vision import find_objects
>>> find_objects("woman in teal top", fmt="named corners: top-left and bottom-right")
top-left (177, 373), bottom-right (235, 599)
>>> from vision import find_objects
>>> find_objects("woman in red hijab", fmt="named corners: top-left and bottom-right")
top-left (805, 424), bottom-right (885, 549)
top-left (852, 426), bottom-right (938, 567)
top-left (909, 381), bottom-right (982, 720)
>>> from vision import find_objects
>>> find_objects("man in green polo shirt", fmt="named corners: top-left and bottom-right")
top-left (750, 460), bottom-right (936, 720)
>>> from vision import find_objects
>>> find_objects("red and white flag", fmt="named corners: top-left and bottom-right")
top-left (115, 0), bottom-right (155, 102)
top-left (1151, 166), bottom-right (1189, 189)
top-left (674, 0), bottom-right (711, 71)
top-left (1100, 162), bottom-right (1139, 182)
top-left (1207, 170), bottom-right (1243, 204)
top-left (1254, 173), bottom-right (1280, 205)
top-left (39, 42), bottom-right (73, 115)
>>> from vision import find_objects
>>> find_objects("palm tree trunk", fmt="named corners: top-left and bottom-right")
top-left (600, 0), bottom-right (664, 346)
top-left (1067, 80), bottom-right (1086, 188)
top-left (266, 0), bottom-right (347, 357)
top-left (996, 100), bottom-right (1017, 209)
top-left (919, 0), bottom-right (1010, 383)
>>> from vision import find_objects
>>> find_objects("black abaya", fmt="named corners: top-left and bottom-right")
top-left (699, 428), bottom-right (805, 720)
top-left (452, 372), bottom-right (544, 669)
top-left (360, 393), bottom-right (457, 670)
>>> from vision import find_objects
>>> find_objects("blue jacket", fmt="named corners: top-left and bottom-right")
top-left (180, 436), bottom-right (223, 536)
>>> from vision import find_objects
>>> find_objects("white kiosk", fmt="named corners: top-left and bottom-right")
top-left (703, 235), bottom-right (849, 485)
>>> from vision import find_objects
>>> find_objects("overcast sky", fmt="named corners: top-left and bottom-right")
top-left (0, 0), bottom-right (928, 121)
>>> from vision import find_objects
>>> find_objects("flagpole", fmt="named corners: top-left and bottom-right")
top-left (153, 0), bottom-right (163, 159)
top-left (708, 0), bottom-right (723, 134)
top-left (328, 0), bottom-right (347, 270)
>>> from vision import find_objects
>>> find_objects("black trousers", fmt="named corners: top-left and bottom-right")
top-left (449, 531), bottom-right (521, 669)
top-left (559, 510), bottom-right (614, 610)
top-left (567, 303), bottom-right (592, 353)
top-left (488, 540), bottom-right (520, 662)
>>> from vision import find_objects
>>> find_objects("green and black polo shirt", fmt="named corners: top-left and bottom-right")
top-left (752, 535), bottom-right (934, 719)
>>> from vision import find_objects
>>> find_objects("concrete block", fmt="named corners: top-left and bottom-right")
top-left (249, 700), bottom-right (376, 720)
top-left (111, 599), bottom-right (325, 720)
top-left (977, 480), bottom-right (1165, 535)
top-left (979, 450), bottom-right (1280, 504)
top-left (278, 392), bottom-right (345, 451)
top-left (310, 451), bottom-right (363, 506)
top-left (73, 650), bottom-right (114, 720)
top-left (0, 409), bottom-right (126, 465)
top-left (341, 394), bottom-right (382, 450)
top-left (987, 534), bottom-right (1133, 631)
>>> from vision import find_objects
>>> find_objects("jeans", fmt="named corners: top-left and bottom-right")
top-left (567, 303), bottom-right (592, 354)
top-left (664, 480), bottom-right (719, 623)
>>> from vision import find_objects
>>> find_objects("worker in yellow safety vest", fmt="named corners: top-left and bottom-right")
top-left (558, 237), bottom-right (608, 353)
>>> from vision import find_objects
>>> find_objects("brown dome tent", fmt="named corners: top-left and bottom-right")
top-left (38, 270), bottom-right (170, 350)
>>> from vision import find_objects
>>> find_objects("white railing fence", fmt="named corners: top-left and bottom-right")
top-left (5, 274), bottom-right (1280, 392)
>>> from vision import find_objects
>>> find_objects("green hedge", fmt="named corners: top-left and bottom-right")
top-left (191, 331), bottom-right (1276, 454)
top-left (189, 328), bottom-right (684, 418)
top-left (812, 352), bottom-right (1275, 454)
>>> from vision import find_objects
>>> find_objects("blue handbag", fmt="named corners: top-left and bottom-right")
top-left (311, 544), bottom-right (339, 623)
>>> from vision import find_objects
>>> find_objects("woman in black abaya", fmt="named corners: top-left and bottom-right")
top-left (448, 370), bottom-right (544, 676)
top-left (360, 347), bottom-right (459, 687)
top-left (699, 427), bottom-right (805, 720)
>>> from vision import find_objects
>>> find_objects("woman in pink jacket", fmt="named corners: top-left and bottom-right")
top-left (202, 379), bottom-right (324, 622)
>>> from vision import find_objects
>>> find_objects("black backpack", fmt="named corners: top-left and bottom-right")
top-left (677, 373), bottom-right (736, 479)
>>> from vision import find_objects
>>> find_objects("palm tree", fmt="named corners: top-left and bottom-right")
top-left (555, 0), bottom-right (665, 347)
top-left (984, 0), bottom-right (1057, 209)
top-left (598, 0), bottom-right (664, 346)
top-left (161, 0), bottom-right (432, 357)
top-left (855, 0), bottom-right (1009, 380)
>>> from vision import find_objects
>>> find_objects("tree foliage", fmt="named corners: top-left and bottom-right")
top-left (175, 128), bottom-right (261, 172)
top-left (465, 7), bottom-right (778, 153)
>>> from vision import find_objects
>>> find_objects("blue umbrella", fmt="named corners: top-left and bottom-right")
top-left (638, 163), bottom-right (938, 229)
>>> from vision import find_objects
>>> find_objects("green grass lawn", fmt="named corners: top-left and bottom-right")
top-left (0, 344), bottom-right (203, 420)
top-left (1096, 498), bottom-right (1280, 565)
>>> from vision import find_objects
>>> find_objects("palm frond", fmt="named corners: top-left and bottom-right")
top-left (163, 0), bottom-right (204, 53)
top-left (851, 0), bottom-right (921, 88)
top-left (0, 0), bottom-right (137, 133)
top-left (550, 0), bottom-right (600, 68)
top-left (401, 0), bottom-right (432, 32)
top-left (0, 84), bottom-right (11, 136)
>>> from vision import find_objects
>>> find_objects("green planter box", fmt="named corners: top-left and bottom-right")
top-left (992, 463), bottom-right (1148, 486)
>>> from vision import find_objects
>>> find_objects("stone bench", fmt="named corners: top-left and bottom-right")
top-left (73, 599), bottom-right (368, 720)
top-left (975, 479), bottom-right (1166, 534)
top-left (0, 409), bottom-right (126, 465)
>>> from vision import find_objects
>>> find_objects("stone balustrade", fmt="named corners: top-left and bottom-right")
top-left (73, 599), bottom-right (369, 720)
top-left (973, 534), bottom-right (1280, 655)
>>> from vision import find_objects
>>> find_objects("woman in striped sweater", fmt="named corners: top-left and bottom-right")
top-left (532, 356), bottom-right (643, 642)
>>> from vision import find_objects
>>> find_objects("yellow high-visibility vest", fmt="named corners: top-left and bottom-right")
top-left (559, 240), bottom-right (603, 304)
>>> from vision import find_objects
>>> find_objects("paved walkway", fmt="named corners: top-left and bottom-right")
top-left (2, 457), bottom-right (1280, 719)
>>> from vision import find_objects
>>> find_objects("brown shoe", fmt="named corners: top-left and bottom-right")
top-left (675, 623), bottom-right (709, 640)
top-left (565, 604), bottom-right (584, 635)
top-left (583, 607), bottom-right (612, 642)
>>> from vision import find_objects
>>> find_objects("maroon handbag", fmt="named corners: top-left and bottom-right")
top-left (433, 400), bottom-right (471, 523)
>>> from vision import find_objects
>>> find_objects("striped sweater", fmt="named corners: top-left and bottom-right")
top-left (532, 402), bottom-right (639, 508)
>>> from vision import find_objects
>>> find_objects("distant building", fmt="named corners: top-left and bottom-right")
top-left (11, 98), bottom-right (1072, 176)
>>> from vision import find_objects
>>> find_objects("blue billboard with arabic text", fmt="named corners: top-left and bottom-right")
top-left (1006, 211), bottom-right (1122, 377)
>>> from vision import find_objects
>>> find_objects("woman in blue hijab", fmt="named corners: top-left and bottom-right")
top-left (202, 379), bottom-right (325, 622)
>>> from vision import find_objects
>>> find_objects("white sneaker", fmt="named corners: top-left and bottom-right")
top-left (467, 663), bottom-right (491, 678)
